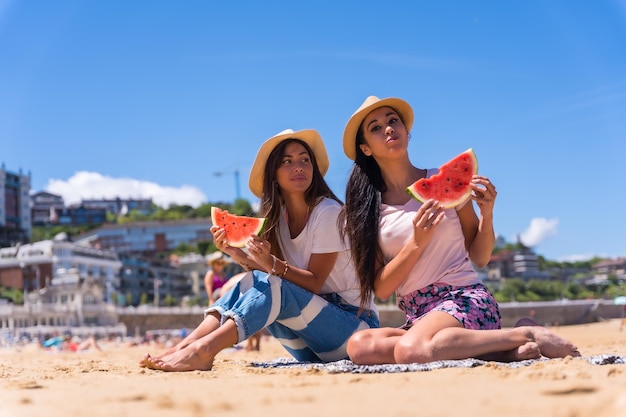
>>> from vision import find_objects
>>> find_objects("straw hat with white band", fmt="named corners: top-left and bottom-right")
top-left (248, 128), bottom-right (330, 198)
top-left (342, 96), bottom-right (414, 161)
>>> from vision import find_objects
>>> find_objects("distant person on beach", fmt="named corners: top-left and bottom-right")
top-left (340, 96), bottom-right (580, 364)
top-left (43, 334), bottom-right (101, 352)
top-left (66, 335), bottom-right (102, 352)
top-left (204, 251), bottom-right (231, 305)
top-left (139, 128), bottom-right (379, 371)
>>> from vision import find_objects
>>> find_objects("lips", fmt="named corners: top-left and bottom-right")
top-left (386, 136), bottom-right (399, 143)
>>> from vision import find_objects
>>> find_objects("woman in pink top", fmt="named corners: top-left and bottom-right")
top-left (204, 252), bottom-right (230, 305)
top-left (341, 96), bottom-right (581, 365)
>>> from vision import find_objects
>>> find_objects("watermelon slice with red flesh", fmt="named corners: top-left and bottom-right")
top-left (210, 207), bottom-right (267, 248)
top-left (406, 148), bottom-right (478, 209)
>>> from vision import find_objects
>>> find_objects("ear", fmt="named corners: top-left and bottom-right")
top-left (359, 143), bottom-right (372, 157)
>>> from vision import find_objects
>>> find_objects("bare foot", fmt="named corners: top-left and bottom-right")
top-left (139, 336), bottom-right (202, 366)
top-left (505, 341), bottom-right (541, 361)
top-left (140, 346), bottom-right (214, 372)
top-left (139, 354), bottom-right (152, 368)
top-left (481, 341), bottom-right (541, 362)
top-left (514, 318), bottom-right (581, 358)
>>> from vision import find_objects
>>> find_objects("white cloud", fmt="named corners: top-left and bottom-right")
top-left (45, 171), bottom-right (207, 208)
top-left (519, 217), bottom-right (559, 247)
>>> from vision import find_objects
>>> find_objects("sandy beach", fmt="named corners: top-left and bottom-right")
top-left (1, 319), bottom-right (625, 417)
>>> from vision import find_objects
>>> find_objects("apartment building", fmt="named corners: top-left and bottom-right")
top-left (0, 238), bottom-right (124, 338)
top-left (0, 164), bottom-right (31, 247)
top-left (74, 219), bottom-right (213, 254)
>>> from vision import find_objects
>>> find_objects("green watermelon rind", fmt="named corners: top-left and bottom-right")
top-left (406, 148), bottom-right (478, 209)
top-left (210, 207), bottom-right (267, 248)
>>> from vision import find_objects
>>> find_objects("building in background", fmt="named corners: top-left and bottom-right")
top-left (118, 253), bottom-right (190, 306)
top-left (52, 205), bottom-right (107, 226)
top-left (30, 191), bottom-right (65, 226)
top-left (80, 198), bottom-right (154, 217)
top-left (0, 164), bottom-right (31, 247)
top-left (74, 219), bottom-right (213, 254)
top-left (29, 194), bottom-right (155, 229)
top-left (486, 246), bottom-right (551, 282)
top-left (0, 237), bottom-right (125, 339)
top-left (0, 236), bottom-right (122, 298)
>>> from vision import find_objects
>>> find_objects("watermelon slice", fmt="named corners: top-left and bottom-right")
top-left (210, 207), bottom-right (267, 248)
top-left (406, 148), bottom-right (478, 209)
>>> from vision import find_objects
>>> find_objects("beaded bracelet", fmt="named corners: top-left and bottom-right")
top-left (281, 260), bottom-right (289, 277)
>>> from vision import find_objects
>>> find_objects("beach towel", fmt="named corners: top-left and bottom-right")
top-left (251, 354), bottom-right (626, 374)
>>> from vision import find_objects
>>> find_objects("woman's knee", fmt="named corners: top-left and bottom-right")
top-left (346, 330), bottom-right (373, 362)
top-left (394, 337), bottom-right (432, 364)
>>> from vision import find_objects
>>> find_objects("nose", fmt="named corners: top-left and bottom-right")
top-left (385, 125), bottom-right (394, 136)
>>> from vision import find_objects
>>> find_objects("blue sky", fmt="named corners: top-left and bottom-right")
top-left (2, 1), bottom-right (625, 262)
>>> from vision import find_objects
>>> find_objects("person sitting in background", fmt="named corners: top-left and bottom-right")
top-left (204, 252), bottom-right (231, 305)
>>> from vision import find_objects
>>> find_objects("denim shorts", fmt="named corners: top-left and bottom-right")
top-left (207, 270), bottom-right (379, 362)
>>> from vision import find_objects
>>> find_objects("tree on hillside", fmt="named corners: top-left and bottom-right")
top-left (195, 203), bottom-right (213, 218)
top-left (231, 198), bottom-right (255, 216)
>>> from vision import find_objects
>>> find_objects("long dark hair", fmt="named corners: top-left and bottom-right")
top-left (259, 138), bottom-right (341, 260)
top-left (341, 111), bottom-right (408, 309)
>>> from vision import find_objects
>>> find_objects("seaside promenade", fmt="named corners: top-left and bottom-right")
top-left (2, 299), bottom-right (623, 342)
top-left (115, 299), bottom-right (625, 337)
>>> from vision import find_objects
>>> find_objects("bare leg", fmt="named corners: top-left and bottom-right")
top-left (77, 336), bottom-right (101, 352)
top-left (345, 323), bottom-right (538, 365)
top-left (349, 313), bottom-right (578, 366)
top-left (513, 318), bottom-right (581, 358)
top-left (347, 327), bottom-right (406, 365)
top-left (139, 312), bottom-right (221, 367)
top-left (142, 319), bottom-right (239, 372)
top-left (477, 342), bottom-right (540, 362)
top-left (394, 312), bottom-right (547, 364)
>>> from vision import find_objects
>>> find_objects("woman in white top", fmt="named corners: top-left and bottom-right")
top-left (341, 96), bottom-right (580, 365)
top-left (140, 128), bottom-right (378, 371)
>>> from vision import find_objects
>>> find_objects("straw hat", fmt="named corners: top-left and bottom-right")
top-left (207, 252), bottom-right (229, 266)
top-left (342, 96), bottom-right (414, 160)
top-left (248, 128), bottom-right (330, 198)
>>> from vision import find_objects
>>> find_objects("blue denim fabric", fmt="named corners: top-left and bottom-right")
top-left (207, 270), bottom-right (379, 362)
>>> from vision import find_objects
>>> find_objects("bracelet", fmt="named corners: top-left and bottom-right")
top-left (280, 260), bottom-right (289, 277)
top-left (270, 255), bottom-right (277, 275)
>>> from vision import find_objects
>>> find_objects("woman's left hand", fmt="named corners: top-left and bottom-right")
top-left (245, 235), bottom-right (274, 272)
top-left (470, 175), bottom-right (497, 215)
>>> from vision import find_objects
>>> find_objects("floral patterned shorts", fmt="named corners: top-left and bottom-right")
top-left (397, 283), bottom-right (501, 330)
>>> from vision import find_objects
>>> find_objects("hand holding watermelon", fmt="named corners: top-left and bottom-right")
top-left (406, 148), bottom-right (478, 209)
top-left (411, 199), bottom-right (445, 245)
top-left (469, 175), bottom-right (497, 216)
top-left (211, 207), bottom-right (269, 272)
top-left (210, 207), bottom-right (267, 248)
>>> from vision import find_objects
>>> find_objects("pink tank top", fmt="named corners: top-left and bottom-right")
top-left (379, 169), bottom-right (480, 297)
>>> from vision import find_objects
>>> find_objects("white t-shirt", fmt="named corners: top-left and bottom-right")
top-left (278, 197), bottom-right (376, 314)
top-left (379, 169), bottom-right (480, 297)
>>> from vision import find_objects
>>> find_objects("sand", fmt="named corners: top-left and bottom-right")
top-left (1, 319), bottom-right (625, 417)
